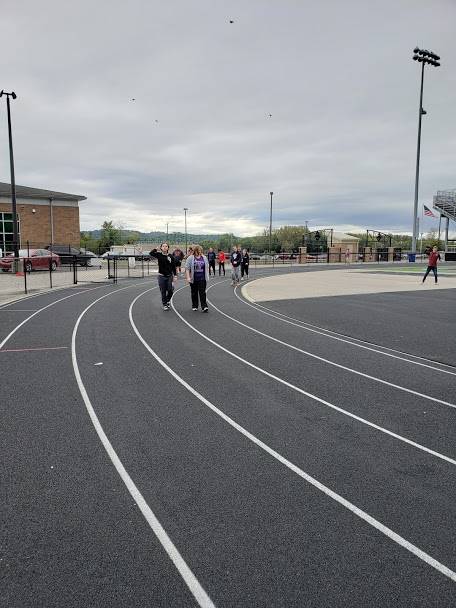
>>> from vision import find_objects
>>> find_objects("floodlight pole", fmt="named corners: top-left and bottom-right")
top-left (412, 61), bottom-right (425, 256)
top-left (0, 90), bottom-right (19, 261)
top-left (411, 47), bottom-right (440, 256)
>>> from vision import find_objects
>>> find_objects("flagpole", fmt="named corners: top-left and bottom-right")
top-left (438, 214), bottom-right (442, 245)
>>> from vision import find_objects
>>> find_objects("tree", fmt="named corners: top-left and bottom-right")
top-left (99, 221), bottom-right (121, 249)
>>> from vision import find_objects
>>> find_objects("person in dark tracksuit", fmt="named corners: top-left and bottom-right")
top-left (422, 246), bottom-right (441, 284)
top-left (185, 244), bottom-right (210, 312)
top-left (241, 249), bottom-right (250, 279)
top-left (150, 243), bottom-right (177, 310)
top-left (207, 248), bottom-right (216, 276)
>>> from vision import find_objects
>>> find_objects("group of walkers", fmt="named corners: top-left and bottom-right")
top-left (150, 244), bottom-right (250, 312)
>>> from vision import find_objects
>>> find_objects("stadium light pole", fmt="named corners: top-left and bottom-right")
top-left (269, 192), bottom-right (273, 254)
top-left (0, 90), bottom-right (19, 263)
top-left (183, 208), bottom-right (188, 254)
top-left (411, 47), bottom-right (440, 256)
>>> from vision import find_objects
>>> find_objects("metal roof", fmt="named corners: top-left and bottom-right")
top-left (0, 182), bottom-right (86, 202)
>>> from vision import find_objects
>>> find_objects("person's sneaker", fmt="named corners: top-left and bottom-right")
top-left (192, 307), bottom-right (198, 311)
top-left (202, 307), bottom-right (208, 313)
top-left (163, 305), bottom-right (169, 311)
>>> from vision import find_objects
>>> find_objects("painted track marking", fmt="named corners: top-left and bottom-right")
top-left (130, 287), bottom-right (456, 584)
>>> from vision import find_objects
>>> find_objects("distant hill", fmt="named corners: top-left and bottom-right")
top-left (82, 229), bottom-right (227, 242)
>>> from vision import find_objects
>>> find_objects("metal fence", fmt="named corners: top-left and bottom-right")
top-left (0, 254), bottom-right (157, 297)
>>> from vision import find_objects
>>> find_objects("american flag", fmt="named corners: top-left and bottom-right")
top-left (424, 205), bottom-right (436, 218)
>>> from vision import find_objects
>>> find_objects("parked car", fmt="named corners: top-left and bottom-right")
top-left (0, 249), bottom-right (60, 272)
top-left (250, 254), bottom-right (261, 260)
top-left (259, 254), bottom-right (274, 261)
top-left (45, 245), bottom-right (91, 266)
top-left (274, 253), bottom-right (291, 260)
top-left (82, 251), bottom-right (104, 268)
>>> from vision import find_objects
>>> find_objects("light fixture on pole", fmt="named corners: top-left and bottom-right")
top-left (411, 47), bottom-right (441, 256)
top-left (183, 208), bottom-right (188, 254)
top-left (269, 192), bottom-right (273, 254)
top-left (0, 90), bottom-right (19, 266)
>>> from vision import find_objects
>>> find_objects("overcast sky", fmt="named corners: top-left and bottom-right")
top-left (1, 0), bottom-right (455, 236)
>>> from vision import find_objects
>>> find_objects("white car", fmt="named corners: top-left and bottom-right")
top-left (84, 251), bottom-right (104, 267)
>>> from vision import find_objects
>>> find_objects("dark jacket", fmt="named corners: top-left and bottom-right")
top-left (241, 253), bottom-right (250, 266)
top-left (150, 249), bottom-right (177, 276)
top-left (231, 251), bottom-right (242, 267)
top-left (207, 251), bottom-right (216, 263)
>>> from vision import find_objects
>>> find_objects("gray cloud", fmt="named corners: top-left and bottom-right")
top-left (0, 0), bottom-right (455, 236)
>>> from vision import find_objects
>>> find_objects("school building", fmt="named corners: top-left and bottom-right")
top-left (0, 182), bottom-right (86, 253)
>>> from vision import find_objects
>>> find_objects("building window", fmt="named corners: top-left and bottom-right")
top-left (0, 212), bottom-right (20, 254)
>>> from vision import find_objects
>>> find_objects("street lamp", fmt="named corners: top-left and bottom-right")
top-left (269, 192), bottom-right (273, 254)
top-left (183, 208), bottom-right (188, 254)
top-left (0, 90), bottom-right (19, 264)
top-left (411, 47), bottom-right (441, 256)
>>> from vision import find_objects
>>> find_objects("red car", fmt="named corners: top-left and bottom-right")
top-left (0, 249), bottom-right (61, 272)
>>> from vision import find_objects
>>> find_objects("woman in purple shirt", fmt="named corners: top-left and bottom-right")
top-left (185, 244), bottom-right (210, 312)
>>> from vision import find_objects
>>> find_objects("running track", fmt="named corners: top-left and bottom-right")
top-left (1, 268), bottom-right (455, 607)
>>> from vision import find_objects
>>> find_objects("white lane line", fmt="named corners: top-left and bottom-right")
top-left (0, 287), bottom-right (105, 350)
top-left (130, 287), bottom-right (456, 585)
top-left (169, 286), bottom-right (456, 467)
top-left (0, 284), bottom-right (103, 310)
top-left (236, 282), bottom-right (456, 375)
top-left (71, 286), bottom-right (216, 608)
top-left (0, 309), bottom-right (39, 312)
top-left (205, 284), bottom-right (456, 412)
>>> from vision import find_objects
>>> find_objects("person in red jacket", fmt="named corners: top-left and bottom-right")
top-left (217, 249), bottom-right (226, 276)
top-left (422, 246), bottom-right (441, 284)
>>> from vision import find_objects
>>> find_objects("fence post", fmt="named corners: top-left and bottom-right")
top-left (49, 256), bottom-right (53, 289)
top-left (73, 256), bottom-right (77, 284)
top-left (23, 258), bottom-right (27, 294)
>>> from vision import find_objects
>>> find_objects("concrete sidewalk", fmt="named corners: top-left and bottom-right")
top-left (242, 267), bottom-right (456, 302)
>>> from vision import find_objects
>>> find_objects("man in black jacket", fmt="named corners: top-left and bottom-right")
top-left (150, 243), bottom-right (177, 310)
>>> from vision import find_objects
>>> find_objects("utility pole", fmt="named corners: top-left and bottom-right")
top-left (0, 90), bottom-right (19, 266)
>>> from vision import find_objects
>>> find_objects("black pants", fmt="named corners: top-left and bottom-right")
top-left (241, 263), bottom-right (249, 278)
top-left (158, 275), bottom-right (174, 305)
top-left (209, 260), bottom-right (216, 276)
top-left (191, 280), bottom-right (207, 309)
top-left (423, 266), bottom-right (438, 283)
top-left (218, 262), bottom-right (225, 276)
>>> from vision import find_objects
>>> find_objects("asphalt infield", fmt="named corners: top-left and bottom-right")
top-left (1, 269), bottom-right (455, 607)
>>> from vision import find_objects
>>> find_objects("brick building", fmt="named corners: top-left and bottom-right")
top-left (0, 183), bottom-right (86, 252)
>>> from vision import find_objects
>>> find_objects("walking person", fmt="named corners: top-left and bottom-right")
top-left (150, 242), bottom-right (177, 310)
top-left (185, 244), bottom-right (209, 312)
top-left (422, 245), bottom-right (441, 284)
top-left (172, 247), bottom-right (184, 275)
top-left (241, 248), bottom-right (250, 279)
top-left (218, 249), bottom-right (226, 276)
top-left (230, 245), bottom-right (242, 286)
top-left (207, 247), bottom-right (217, 276)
